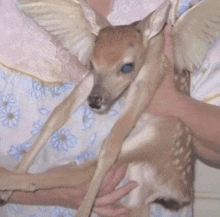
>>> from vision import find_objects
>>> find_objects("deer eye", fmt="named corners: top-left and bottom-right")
top-left (121, 63), bottom-right (134, 74)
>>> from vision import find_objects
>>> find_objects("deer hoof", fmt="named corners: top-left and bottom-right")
top-left (0, 199), bottom-right (7, 206)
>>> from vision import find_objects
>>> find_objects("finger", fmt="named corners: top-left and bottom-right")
top-left (100, 165), bottom-right (117, 191)
top-left (95, 181), bottom-right (137, 207)
top-left (99, 164), bottom-right (128, 196)
top-left (94, 204), bottom-right (129, 217)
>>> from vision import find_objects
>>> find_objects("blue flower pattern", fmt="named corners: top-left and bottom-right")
top-left (30, 80), bottom-right (47, 98)
top-left (7, 204), bottom-right (23, 215)
top-left (177, 0), bottom-right (190, 17)
top-left (8, 140), bottom-right (32, 160)
top-left (89, 133), bottom-right (97, 146)
top-left (78, 105), bottom-right (95, 130)
top-left (0, 105), bottom-right (20, 128)
top-left (76, 151), bottom-right (95, 164)
top-left (50, 82), bottom-right (73, 97)
top-left (0, 94), bottom-right (17, 110)
top-left (0, 93), bottom-right (20, 128)
top-left (52, 207), bottom-right (74, 217)
top-left (50, 129), bottom-right (78, 152)
top-left (31, 119), bottom-right (44, 135)
top-left (0, 69), bottom-right (6, 81)
top-left (108, 108), bottom-right (119, 117)
top-left (38, 107), bottom-right (50, 115)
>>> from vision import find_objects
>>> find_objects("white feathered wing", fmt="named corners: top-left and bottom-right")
top-left (17, 0), bottom-right (220, 77)
top-left (17, 0), bottom-right (110, 66)
top-left (174, 0), bottom-right (220, 72)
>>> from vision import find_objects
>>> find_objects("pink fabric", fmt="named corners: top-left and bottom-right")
top-left (0, 0), bottom-right (87, 84)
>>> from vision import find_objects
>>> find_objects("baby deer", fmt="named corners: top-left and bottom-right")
top-left (76, 2), bottom-right (194, 216)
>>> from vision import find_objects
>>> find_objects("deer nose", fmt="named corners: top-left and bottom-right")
top-left (88, 96), bottom-right (102, 109)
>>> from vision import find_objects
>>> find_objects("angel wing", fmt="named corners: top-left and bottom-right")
top-left (174, 0), bottom-right (220, 72)
top-left (17, 0), bottom-right (110, 66)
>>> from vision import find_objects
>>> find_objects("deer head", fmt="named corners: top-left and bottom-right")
top-left (87, 0), bottom-right (171, 113)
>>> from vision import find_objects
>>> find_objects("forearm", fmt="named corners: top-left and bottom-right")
top-left (193, 137), bottom-right (220, 164)
top-left (9, 190), bottom-right (50, 206)
top-left (172, 94), bottom-right (220, 150)
top-left (5, 164), bottom-right (135, 217)
top-left (9, 189), bottom-right (78, 209)
top-left (148, 25), bottom-right (220, 162)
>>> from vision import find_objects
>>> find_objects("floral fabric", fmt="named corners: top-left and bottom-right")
top-left (0, 0), bottom-right (219, 216)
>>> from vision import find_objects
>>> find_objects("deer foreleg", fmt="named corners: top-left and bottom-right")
top-left (76, 56), bottom-right (167, 217)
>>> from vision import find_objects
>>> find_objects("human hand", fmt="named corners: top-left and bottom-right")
top-left (148, 24), bottom-right (181, 117)
top-left (9, 164), bottom-right (136, 217)
top-left (91, 164), bottom-right (137, 216)
top-left (54, 163), bottom-right (136, 216)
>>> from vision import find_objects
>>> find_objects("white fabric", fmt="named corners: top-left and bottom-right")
top-left (191, 37), bottom-right (220, 105)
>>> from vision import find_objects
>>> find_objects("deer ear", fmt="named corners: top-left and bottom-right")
top-left (79, 0), bottom-right (111, 35)
top-left (136, 0), bottom-right (171, 46)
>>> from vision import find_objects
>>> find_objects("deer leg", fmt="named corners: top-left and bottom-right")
top-left (0, 114), bottom-right (171, 193)
top-left (0, 73), bottom-right (93, 202)
top-left (76, 65), bottom-right (167, 217)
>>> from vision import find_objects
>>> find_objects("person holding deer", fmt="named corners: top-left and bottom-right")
top-left (0, 0), bottom-right (219, 217)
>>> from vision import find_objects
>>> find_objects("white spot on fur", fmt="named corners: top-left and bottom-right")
top-left (177, 130), bottom-right (183, 137)
top-left (173, 159), bottom-right (180, 165)
top-left (181, 77), bottom-right (186, 83)
top-left (175, 140), bottom-right (181, 147)
top-left (184, 150), bottom-right (191, 161)
top-left (179, 147), bottom-right (184, 154)
top-left (185, 127), bottom-right (190, 133)
top-left (176, 122), bottom-right (182, 131)
top-left (187, 165), bottom-right (191, 174)
top-left (186, 134), bottom-right (192, 144)
top-left (174, 150), bottom-right (179, 156)
top-left (183, 179), bottom-right (188, 187)
top-left (181, 171), bottom-right (186, 178)
top-left (177, 165), bottom-right (183, 170)
top-left (174, 74), bottom-right (178, 81)
top-left (180, 86), bottom-right (185, 91)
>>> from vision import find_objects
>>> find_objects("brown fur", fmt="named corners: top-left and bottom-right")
top-left (92, 26), bottom-right (142, 67)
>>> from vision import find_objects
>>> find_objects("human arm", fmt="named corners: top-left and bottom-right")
top-left (7, 164), bottom-right (136, 216)
top-left (148, 24), bottom-right (220, 163)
